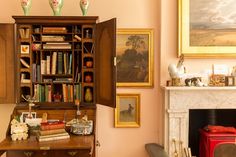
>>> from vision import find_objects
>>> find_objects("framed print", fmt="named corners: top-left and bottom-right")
top-left (20, 112), bottom-right (36, 123)
top-left (116, 29), bottom-right (153, 87)
top-left (21, 45), bottom-right (29, 54)
top-left (115, 93), bottom-right (140, 128)
top-left (179, 0), bottom-right (236, 58)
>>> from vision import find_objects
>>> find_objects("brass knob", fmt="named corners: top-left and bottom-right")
top-left (23, 151), bottom-right (33, 157)
top-left (67, 151), bottom-right (78, 156)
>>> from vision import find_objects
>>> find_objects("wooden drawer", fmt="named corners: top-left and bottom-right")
top-left (7, 150), bottom-right (91, 157)
top-left (54, 149), bottom-right (91, 157)
top-left (7, 150), bottom-right (50, 157)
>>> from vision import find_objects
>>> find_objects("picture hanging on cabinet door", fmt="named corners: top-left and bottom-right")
top-left (116, 29), bottom-right (153, 87)
top-left (115, 93), bottom-right (140, 128)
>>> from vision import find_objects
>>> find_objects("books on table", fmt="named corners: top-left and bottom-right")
top-left (37, 132), bottom-right (70, 142)
top-left (37, 121), bottom-right (70, 142)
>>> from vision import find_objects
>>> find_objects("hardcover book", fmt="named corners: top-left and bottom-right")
top-left (40, 121), bottom-right (65, 131)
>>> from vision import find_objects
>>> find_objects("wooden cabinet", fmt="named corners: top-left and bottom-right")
top-left (0, 16), bottom-right (116, 157)
top-left (13, 16), bottom-right (116, 107)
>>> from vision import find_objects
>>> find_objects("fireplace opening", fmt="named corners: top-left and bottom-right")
top-left (189, 109), bottom-right (236, 157)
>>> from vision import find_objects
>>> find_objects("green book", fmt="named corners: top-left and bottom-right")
top-left (57, 52), bottom-right (63, 74)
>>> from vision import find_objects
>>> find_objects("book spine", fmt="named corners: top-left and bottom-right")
top-left (38, 135), bottom-right (69, 142)
top-left (39, 132), bottom-right (68, 139)
top-left (48, 85), bottom-right (52, 102)
top-left (51, 52), bottom-right (57, 74)
top-left (57, 52), bottom-right (63, 74)
top-left (39, 129), bottom-right (65, 136)
top-left (68, 54), bottom-right (72, 74)
top-left (70, 85), bottom-right (73, 102)
top-left (34, 84), bottom-right (38, 101)
top-left (32, 63), bottom-right (36, 83)
top-left (41, 60), bottom-right (46, 75)
top-left (63, 53), bottom-right (67, 74)
top-left (63, 84), bottom-right (68, 102)
top-left (41, 123), bottom-right (65, 131)
top-left (46, 56), bottom-right (51, 74)
top-left (41, 85), bottom-right (45, 102)
top-left (36, 65), bottom-right (41, 82)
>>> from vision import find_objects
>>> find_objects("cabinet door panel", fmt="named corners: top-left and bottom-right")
top-left (95, 18), bottom-right (116, 107)
top-left (0, 24), bottom-right (15, 104)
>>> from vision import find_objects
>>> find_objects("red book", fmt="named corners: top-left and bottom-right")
top-left (40, 121), bottom-right (65, 131)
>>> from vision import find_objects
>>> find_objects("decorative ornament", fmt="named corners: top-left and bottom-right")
top-left (80, 0), bottom-right (89, 16)
top-left (20, 0), bottom-right (32, 16)
top-left (49, 0), bottom-right (64, 16)
top-left (168, 54), bottom-right (186, 78)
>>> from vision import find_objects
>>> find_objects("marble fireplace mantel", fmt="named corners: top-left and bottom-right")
top-left (163, 86), bottom-right (236, 157)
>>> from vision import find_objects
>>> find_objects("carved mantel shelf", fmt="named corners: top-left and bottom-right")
top-left (163, 86), bottom-right (236, 91)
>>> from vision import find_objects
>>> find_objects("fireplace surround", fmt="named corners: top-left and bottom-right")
top-left (163, 86), bottom-right (236, 157)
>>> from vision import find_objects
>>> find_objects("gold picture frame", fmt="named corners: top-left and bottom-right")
top-left (116, 29), bottom-right (154, 87)
top-left (178, 0), bottom-right (236, 58)
top-left (115, 93), bottom-right (140, 128)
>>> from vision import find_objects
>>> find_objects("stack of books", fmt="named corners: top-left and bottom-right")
top-left (37, 121), bottom-right (69, 142)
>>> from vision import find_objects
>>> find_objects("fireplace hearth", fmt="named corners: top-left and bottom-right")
top-left (189, 109), bottom-right (236, 156)
top-left (163, 86), bottom-right (236, 157)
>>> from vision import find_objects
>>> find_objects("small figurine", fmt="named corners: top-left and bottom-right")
top-left (168, 54), bottom-right (186, 78)
top-left (10, 119), bottom-right (28, 141)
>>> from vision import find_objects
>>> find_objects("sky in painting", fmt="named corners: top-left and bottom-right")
top-left (190, 0), bottom-right (236, 28)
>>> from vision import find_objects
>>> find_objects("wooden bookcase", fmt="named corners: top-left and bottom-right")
top-left (0, 16), bottom-right (116, 157)
top-left (15, 16), bottom-right (116, 108)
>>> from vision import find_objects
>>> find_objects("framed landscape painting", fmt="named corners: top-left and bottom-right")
top-left (116, 29), bottom-right (153, 87)
top-left (178, 0), bottom-right (236, 58)
top-left (115, 93), bottom-right (140, 128)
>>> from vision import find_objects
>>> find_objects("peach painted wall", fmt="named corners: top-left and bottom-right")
top-left (0, 0), bottom-right (161, 157)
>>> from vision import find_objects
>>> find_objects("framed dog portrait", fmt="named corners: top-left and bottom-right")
top-left (115, 93), bottom-right (140, 128)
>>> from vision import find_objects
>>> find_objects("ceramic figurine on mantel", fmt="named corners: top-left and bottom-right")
top-left (49, 0), bottom-right (64, 16)
top-left (20, 0), bottom-right (32, 16)
top-left (80, 0), bottom-right (89, 16)
top-left (168, 54), bottom-right (186, 86)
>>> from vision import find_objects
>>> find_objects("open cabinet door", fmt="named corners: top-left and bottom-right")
top-left (0, 24), bottom-right (15, 104)
top-left (95, 18), bottom-right (116, 107)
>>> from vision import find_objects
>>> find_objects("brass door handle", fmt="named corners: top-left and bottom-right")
top-left (23, 151), bottom-right (33, 157)
top-left (67, 151), bottom-right (78, 156)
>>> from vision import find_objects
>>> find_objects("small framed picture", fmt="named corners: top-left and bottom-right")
top-left (115, 93), bottom-right (140, 128)
top-left (20, 112), bottom-right (36, 123)
top-left (225, 76), bottom-right (234, 86)
top-left (21, 45), bottom-right (30, 54)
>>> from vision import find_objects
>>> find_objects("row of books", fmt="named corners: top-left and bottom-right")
top-left (34, 84), bottom-right (52, 102)
top-left (33, 83), bottom-right (82, 102)
top-left (43, 43), bottom-right (71, 50)
top-left (41, 35), bottom-right (65, 42)
top-left (32, 52), bottom-right (73, 82)
top-left (37, 121), bottom-right (69, 142)
top-left (42, 27), bottom-right (68, 33)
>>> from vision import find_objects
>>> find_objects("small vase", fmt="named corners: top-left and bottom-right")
top-left (80, 0), bottom-right (89, 16)
top-left (49, 0), bottom-right (64, 16)
top-left (20, 0), bottom-right (32, 16)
